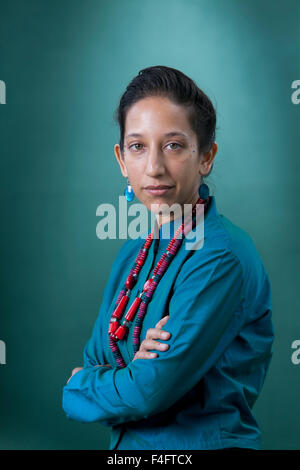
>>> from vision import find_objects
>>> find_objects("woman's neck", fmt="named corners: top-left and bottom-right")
top-left (155, 191), bottom-right (200, 230)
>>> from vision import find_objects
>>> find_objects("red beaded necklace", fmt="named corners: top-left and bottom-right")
top-left (108, 195), bottom-right (210, 369)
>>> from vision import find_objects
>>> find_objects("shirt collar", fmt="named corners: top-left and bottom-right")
top-left (138, 196), bottom-right (218, 247)
top-left (149, 196), bottom-right (218, 249)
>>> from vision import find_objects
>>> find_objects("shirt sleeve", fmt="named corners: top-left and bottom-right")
top-left (82, 308), bottom-right (105, 368)
top-left (62, 247), bottom-right (245, 427)
top-left (81, 238), bottom-right (141, 369)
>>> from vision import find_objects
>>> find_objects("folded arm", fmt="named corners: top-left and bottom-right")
top-left (62, 248), bottom-right (244, 427)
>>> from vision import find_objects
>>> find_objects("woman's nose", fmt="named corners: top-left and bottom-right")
top-left (145, 148), bottom-right (165, 177)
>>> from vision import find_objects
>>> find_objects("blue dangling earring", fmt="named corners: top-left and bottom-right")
top-left (124, 178), bottom-right (135, 202)
top-left (198, 179), bottom-right (210, 200)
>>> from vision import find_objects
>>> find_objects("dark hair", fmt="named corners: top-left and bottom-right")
top-left (114, 65), bottom-right (217, 176)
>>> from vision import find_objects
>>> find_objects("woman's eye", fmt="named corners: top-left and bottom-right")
top-left (167, 142), bottom-right (182, 151)
top-left (129, 143), bottom-right (144, 151)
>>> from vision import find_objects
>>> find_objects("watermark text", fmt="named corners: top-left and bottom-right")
top-left (96, 196), bottom-right (205, 251)
top-left (0, 80), bottom-right (6, 104)
top-left (0, 340), bottom-right (6, 364)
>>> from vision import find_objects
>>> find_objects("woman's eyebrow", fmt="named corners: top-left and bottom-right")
top-left (126, 131), bottom-right (188, 138)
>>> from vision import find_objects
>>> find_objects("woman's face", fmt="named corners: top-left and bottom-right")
top-left (114, 95), bottom-right (217, 224)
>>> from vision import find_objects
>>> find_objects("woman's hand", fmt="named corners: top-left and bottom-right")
top-left (132, 315), bottom-right (171, 361)
top-left (67, 367), bottom-right (83, 384)
top-left (66, 364), bottom-right (112, 384)
top-left (66, 316), bottom-right (171, 382)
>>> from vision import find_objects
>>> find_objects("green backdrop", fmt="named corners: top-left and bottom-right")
top-left (0, 0), bottom-right (299, 450)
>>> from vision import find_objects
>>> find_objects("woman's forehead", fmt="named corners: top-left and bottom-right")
top-left (124, 99), bottom-right (195, 138)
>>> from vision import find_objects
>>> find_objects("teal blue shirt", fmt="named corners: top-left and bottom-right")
top-left (62, 196), bottom-right (274, 450)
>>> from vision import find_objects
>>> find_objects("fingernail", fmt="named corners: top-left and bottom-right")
top-left (150, 353), bottom-right (157, 358)
top-left (162, 332), bottom-right (169, 339)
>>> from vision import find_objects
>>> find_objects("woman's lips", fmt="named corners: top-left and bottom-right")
top-left (144, 186), bottom-right (175, 196)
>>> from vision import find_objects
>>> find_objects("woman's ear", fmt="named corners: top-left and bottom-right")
top-left (114, 143), bottom-right (128, 178)
top-left (199, 142), bottom-right (218, 176)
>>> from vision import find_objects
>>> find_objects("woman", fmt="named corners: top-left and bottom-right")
top-left (62, 65), bottom-right (274, 451)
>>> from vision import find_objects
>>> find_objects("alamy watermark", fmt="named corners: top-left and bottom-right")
top-left (291, 340), bottom-right (300, 365)
top-left (0, 340), bottom-right (6, 364)
top-left (291, 80), bottom-right (300, 105)
top-left (0, 80), bottom-right (6, 104)
top-left (96, 196), bottom-right (206, 251)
